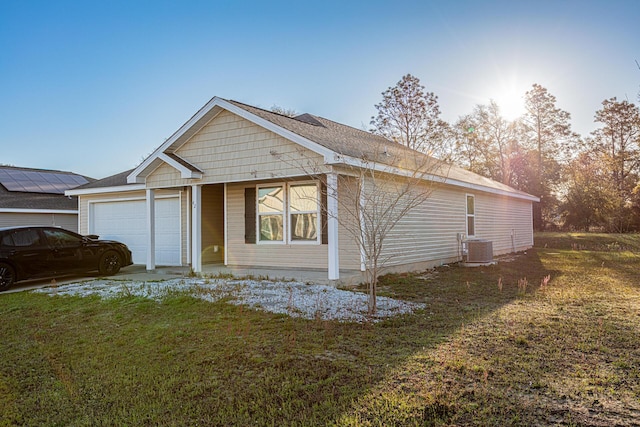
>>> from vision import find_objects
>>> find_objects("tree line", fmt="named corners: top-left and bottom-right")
top-left (371, 74), bottom-right (640, 232)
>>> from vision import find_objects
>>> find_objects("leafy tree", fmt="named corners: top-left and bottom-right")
top-left (562, 151), bottom-right (616, 230)
top-left (592, 98), bottom-right (640, 192)
top-left (590, 97), bottom-right (640, 231)
top-left (370, 74), bottom-right (449, 157)
top-left (522, 84), bottom-right (577, 230)
top-left (452, 101), bottom-right (521, 186)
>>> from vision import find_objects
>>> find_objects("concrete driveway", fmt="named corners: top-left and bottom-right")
top-left (1, 265), bottom-right (189, 294)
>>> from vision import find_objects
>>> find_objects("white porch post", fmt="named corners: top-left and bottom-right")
top-left (191, 185), bottom-right (202, 273)
top-left (223, 183), bottom-right (228, 266)
top-left (327, 173), bottom-right (340, 280)
top-left (146, 189), bottom-right (156, 271)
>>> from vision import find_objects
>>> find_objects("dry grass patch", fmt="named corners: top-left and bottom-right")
top-left (1, 234), bottom-right (639, 425)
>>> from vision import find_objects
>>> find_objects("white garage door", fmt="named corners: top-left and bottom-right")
top-left (90, 197), bottom-right (181, 266)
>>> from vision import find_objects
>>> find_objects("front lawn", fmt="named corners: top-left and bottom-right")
top-left (1, 233), bottom-right (639, 426)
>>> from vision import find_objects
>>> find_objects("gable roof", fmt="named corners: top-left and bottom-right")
top-left (123, 96), bottom-right (537, 201)
top-left (0, 166), bottom-right (93, 211)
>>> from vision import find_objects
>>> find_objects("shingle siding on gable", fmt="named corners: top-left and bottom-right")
top-left (145, 111), bottom-right (328, 188)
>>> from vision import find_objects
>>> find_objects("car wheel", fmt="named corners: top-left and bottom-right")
top-left (99, 251), bottom-right (121, 276)
top-left (0, 263), bottom-right (16, 291)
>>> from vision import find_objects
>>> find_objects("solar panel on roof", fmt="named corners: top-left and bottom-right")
top-left (0, 169), bottom-right (89, 194)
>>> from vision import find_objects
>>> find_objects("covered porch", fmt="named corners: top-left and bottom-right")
top-left (143, 173), bottom-right (346, 283)
top-left (131, 264), bottom-right (363, 286)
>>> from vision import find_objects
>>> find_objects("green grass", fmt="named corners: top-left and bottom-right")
top-left (1, 233), bottom-right (640, 425)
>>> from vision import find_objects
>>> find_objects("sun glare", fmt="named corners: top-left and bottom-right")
top-left (492, 79), bottom-right (527, 121)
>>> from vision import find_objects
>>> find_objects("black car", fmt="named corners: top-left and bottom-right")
top-left (0, 226), bottom-right (133, 291)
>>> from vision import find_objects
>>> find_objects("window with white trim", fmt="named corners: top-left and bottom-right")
top-left (466, 194), bottom-right (475, 237)
top-left (289, 183), bottom-right (319, 242)
top-left (256, 182), bottom-right (320, 244)
top-left (258, 186), bottom-right (285, 242)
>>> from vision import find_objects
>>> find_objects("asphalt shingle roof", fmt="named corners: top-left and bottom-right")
top-left (226, 100), bottom-right (535, 199)
top-left (72, 169), bottom-right (134, 190)
top-left (78, 98), bottom-right (536, 200)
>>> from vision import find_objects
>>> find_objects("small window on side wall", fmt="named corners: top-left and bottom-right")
top-left (466, 195), bottom-right (475, 237)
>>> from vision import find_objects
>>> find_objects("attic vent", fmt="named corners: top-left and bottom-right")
top-left (465, 239), bottom-right (493, 263)
top-left (293, 113), bottom-right (325, 127)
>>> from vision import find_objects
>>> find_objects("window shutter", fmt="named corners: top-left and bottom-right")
top-left (245, 187), bottom-right (256, 244)
top-left (321, 182), bottom-right (328, 245)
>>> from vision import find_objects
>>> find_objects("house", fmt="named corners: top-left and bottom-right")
top-left (67, 97), bottom-right (538, 283)
top-left (0, 165), bottom-right (92, 232)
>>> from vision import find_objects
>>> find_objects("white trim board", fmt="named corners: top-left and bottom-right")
top-left (0, 208), bottom-right (77, 214)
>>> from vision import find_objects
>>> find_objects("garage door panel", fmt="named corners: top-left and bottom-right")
top-left (155, 199), bottom-right (181, 266)
top-left (90, 198), bottom-right (180, 266)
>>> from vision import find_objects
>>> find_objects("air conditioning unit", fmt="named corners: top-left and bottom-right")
top-left (465, 239), bottom-right (494, 263)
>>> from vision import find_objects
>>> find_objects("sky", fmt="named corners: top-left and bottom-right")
top-left (1, 0), bottom-right (639, 179)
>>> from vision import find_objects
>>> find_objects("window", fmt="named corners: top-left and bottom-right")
top-left (289, 184), bottom-right (318, 241)
top-left (258, 186), bottom-right (284, 242)
top-left (43, 229), bottom-right (82, 248)
top-left (466, 195), bottom-right (475, 237)
top-left (255, 182), bottom-right (320, 244)
top-left (2, 229), bottom-right (42, 247)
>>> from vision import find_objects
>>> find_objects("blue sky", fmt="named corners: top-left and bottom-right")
top-left (1, 0), bottom-right (639, 179)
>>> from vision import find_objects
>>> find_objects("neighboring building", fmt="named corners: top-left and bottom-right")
top-left (0, 166), bottom-right (92, 232)
top-left (67, 97), bottom-right (538, 282)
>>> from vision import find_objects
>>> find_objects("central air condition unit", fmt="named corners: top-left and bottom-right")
top-left (465, 239), bottom-right (494, 263)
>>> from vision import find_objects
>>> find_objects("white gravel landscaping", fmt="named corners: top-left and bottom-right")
top-left (33, 278), bottom-right (425, 322)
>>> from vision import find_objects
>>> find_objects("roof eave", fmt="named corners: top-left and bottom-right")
top-left (66, 184), bottom-right (146, 196)
top-left (328, 155), bottom-right (539, 202)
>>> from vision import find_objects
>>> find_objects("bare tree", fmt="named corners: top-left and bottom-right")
top-left (271, 143), bottom-right (445, 316)
top-left (270, 105), bottom-right (298, 117)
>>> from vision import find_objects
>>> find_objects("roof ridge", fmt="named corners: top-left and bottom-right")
top-left (227, 99), bottom-right (295, 119)
top-left (228, 99), bottom-right (388, 139)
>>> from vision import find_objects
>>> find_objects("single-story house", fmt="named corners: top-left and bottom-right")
top-left (0, 165), bottom-right (92, 232)
top-left (67, 97), bottom-right (538, 283)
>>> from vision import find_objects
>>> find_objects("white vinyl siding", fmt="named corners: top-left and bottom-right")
top-left (474, 192), bottom-right (534, 254)
top-left (380, 185), bottom-right (466, 268)
top-left (0, 212), bottom-right (78, 232)
top-left (379, 184), bottom-right (534, 270)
